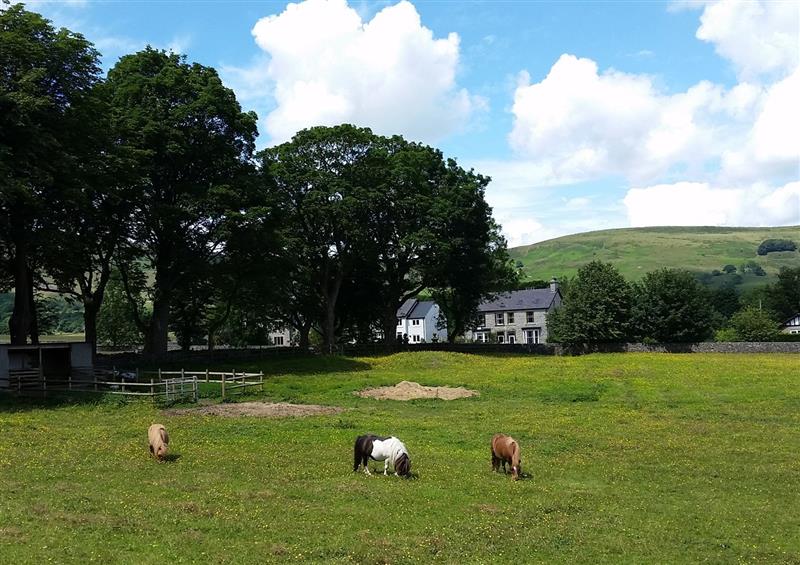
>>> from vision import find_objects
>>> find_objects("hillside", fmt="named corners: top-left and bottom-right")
top-left (509, 226), bottom-right (800, 288)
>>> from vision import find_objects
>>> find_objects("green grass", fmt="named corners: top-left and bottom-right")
top-left (509, 225), bottom-right (800, 287)
top-left (1, 351), bottom-right (799, 563)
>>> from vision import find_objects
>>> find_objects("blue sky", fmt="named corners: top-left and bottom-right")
top-left (21, 0), bottom-right (800, 246)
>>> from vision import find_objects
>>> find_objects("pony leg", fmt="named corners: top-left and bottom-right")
top-left (384, 460), bottom-right (389, 476)
top-left (491, 452), bottom-right (500, 472)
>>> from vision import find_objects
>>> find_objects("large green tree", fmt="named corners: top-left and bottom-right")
top-left (547, 261), bottom-right (633, 345)
top-left (631, 268), bottom-right (714, 342)
top-left (106, 48), bottom-right (258, 355)
top-left (768, 266), bottom-right (800, 320)
top-left (0, 5), bottom-right (101, 344)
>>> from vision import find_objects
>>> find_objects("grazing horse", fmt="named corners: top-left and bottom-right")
top-left (148, 424), bottom-right (170, 461)
top-left (353, 434), bottom-right (411, 477)
top-left (491, 433), bottom-right (521, 480)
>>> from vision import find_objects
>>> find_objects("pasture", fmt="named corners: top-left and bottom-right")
top-left (1, 352), bottom-right (798, 564)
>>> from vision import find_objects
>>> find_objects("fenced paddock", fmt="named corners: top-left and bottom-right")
top-left (3, 367), bottom-right (263, 403)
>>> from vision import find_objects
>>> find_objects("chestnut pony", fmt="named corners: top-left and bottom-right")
top-left (491, 433), bottom-right (521, 480)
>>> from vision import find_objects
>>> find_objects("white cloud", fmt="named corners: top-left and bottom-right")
top-left (246, 0), bottom-right (483, 144)
top-left (509, 54), bottom-right (760, 184)
top-left (721, 67), bottom-right (800, 184)
top-left (624, 181), bottom-right (800, 227)
top-left (695, 0), bottom-right (799, 80)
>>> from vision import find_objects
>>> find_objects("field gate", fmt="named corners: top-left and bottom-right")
top-left (163, 376), bottom-right (198, 403)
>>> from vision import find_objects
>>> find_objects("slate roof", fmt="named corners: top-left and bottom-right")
top-left (396, 299), bottom-right (436, 319)
top-left (477, 288), bottom-right (559, 312)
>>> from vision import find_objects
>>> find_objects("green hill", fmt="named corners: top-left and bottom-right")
top-left (509, 226), bottom-right (800, 289)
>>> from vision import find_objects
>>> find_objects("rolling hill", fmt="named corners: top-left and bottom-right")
top-left (509, 226), bottom-right (800, 288)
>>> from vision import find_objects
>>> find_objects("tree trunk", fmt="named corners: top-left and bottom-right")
top-left (322, 300), bottom-right (336, 353)
top-left (297, 322), bottom-right (311, 350)
top-left (83, 299), bottom-right (99, 358)
top-left (9, 245), bottom-right (35, 345)
top-left (27, 274), bottom-right (39, 345)
top-left (144, 293), bottom-right (170, 355)
top-left (382, 306), bottom-right (399, 349)
top-left (207, 332), bottom-right (216, 352)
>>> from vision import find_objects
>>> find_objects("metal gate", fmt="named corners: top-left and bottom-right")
top-left (163, 376), bottom-right (198, 403)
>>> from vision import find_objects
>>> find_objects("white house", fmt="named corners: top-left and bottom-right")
top-left (781, 313), bottom-right (800, 335)
top-left (396, 299), bottom-right (447, 343)
top-left (466, 279), bottom-right (562, 344)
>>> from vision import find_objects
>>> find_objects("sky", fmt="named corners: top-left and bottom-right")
top-left (15, 0), bottom-right (800, 247)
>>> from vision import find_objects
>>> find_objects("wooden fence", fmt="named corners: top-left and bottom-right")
top-left (7, 368), bottom-right (198, 403)
top-left (145, 369), bottom-right (265, 401)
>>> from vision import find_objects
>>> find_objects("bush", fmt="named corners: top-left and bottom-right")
top-left (726, 307), bottom-right (780, 341)
top-left (714, 327), bottom-right (740, 342)
top-left (757, 239), bottom-right (797, 255)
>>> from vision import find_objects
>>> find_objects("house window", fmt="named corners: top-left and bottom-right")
top-left (495, 313), bottom-right (504, 325)
top-left (507, 312), bottom-right (515, 324)
top-left (524, 329), bottom-right (540, 344)
top-left (273, 336), bottom-right (284, 346)
top-left (507, 332), bottom-right (516, 344)
top-left (397, 319), bottom-right (402, 326)
top-left (484, 314), bottom-right (490, 327)
top-left (475, 332), bottom-right (487, 343)
top-left (412, 319), bottom-right (420, 326)
top-left (526, 311), bottom-right (534, 323)
top-left (396, 333), bottom-right (403, 340)
top-left (413, 335), bottom-right (421, 342)
top-left (497, 334), bottom-right (505, 344)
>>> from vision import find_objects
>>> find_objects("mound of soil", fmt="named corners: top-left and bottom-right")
top-left (164, 402), bottom-right (344, 418)
top-left (357, 380), bottom-right (478, 401)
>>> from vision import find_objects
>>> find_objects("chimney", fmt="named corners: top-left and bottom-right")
top-left (550, 277), bottom-right (559, 293)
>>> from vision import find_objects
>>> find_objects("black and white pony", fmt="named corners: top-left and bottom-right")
top-left (353, 434), bottom-right (411, 477)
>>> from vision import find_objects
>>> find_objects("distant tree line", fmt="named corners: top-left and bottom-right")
top-left (0, 5), bottom-right (516, 355)
top-left (548, 262), bottom-right (800, 345)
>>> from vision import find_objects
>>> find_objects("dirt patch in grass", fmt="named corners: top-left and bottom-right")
top-left (356, 380), bottom-right (478, 401)
top-left (164, 402), bottom-right (344, 418)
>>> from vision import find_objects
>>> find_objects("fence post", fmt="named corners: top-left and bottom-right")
top-left (158, 368), bottom-right (162, 382)
top-left (260, 371), bottom-right (264, 392)
top-left (94, 371), bottom-right (98, 392)
top-left (68, 372), bottom-right (72, 391)
top-left (205, 368), bottom-right (209, 383)
top-left (181, 368), bottom-right (185, 380)
top-left (193, 377), bottom-right (198, 402)
top-left (221, 371), bottom-right (226, 401)
top-left (150, 378), bottom-right (154, 399)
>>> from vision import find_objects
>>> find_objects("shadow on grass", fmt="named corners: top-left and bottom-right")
top-left (0, 392), bottom-right (135, 413)
top-left (160, 453), bottom-right (181, 463)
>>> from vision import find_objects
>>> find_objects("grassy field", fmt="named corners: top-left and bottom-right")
top-left (509, 225), bottom-right (800, 286)
top-left (1, 351), bottom-right (798, 564)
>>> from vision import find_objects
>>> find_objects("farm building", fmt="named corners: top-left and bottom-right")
top-left (0, 342), bottom-right (93, 389)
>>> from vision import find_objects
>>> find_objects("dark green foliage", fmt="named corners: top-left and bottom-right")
top-left (707, 286), bottom-right (741, 323)
top-left (631, 269), bottom-right (714, 342)
top-left (740, 260), bottom-right (766, 276)
top-left (725, 306), bottom-right (780, 341)
top-left (722, 264), bottom-right (737, 274)
top-left (96, 270), bottom-right (144, 348)
top-left (0, 5), bottom-right (101, 344)
top-left (768, 266), bottom-right (800, 319)
top-left (106, 47), bottom-right (258, 354)
top-left (757, 239), bottom-right (797, 255)
top-left (547, 261), bottom-right (632, 344)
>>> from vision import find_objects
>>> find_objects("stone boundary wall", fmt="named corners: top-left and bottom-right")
top-left (98, 341), bottom-right (799, 367)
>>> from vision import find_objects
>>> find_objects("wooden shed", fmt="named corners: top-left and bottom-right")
top-left (0, 343), bottom-right (93, 389)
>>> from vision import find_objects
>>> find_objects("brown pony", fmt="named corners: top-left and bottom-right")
top-left (491, 433), bottom-right (521, 480)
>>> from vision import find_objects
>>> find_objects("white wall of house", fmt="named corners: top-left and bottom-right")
top-left (396, 304), bottom-right (447, 343)
top-left (267, 328), bottom-right (293, 347)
